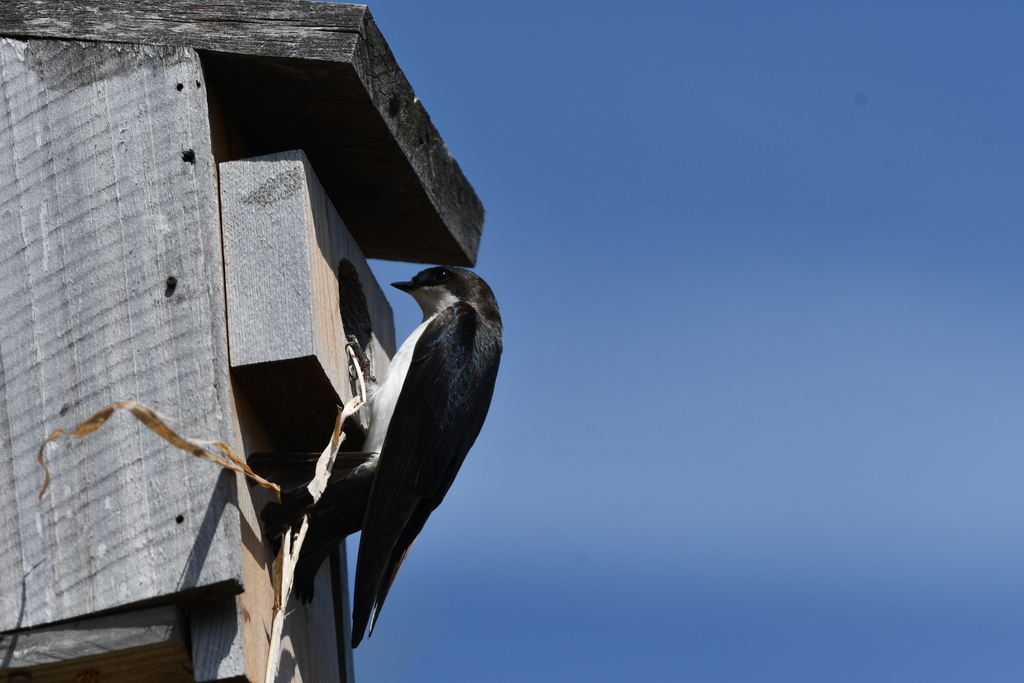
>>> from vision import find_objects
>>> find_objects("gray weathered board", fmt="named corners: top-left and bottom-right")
top-left (188, 561), bottom-right (344, 683)
top-left (200, 149), bottom-right (397, 682)
top-left (0, 605), bottom-right (193, 683)
top-left (330, 547), bottom-right (357, 683)
top-left (220, 380), bottom-right (365, 683)
top-left (0, 38), bottom-right (241, 632)
top-left (221, 149), bottom-right (395, 452)
top-left (0, 0), bottom-right (485, 266)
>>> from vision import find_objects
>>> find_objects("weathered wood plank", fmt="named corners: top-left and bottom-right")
top-left (230, 381), bottom-right (279, 683)
top-left (330, 547), bottom-right (356, 683)
top-left (193, 379), bottom-right (346, 683)
top-left (276, 564), bottom-right (343, 683)
top-left (222, 347), bottom-right (365, 682)
top-left (0, 0), bottom-right (485, 265)
top-left (0, 38), bottom-right (241, 632)
top-left (210, 380), bottom-right (279, 683)
top-left (188, 591), bottom-right (246, 682)
top-left (0, 605), bottom-right (193, 683)
top-left (188, 563), bottom-right (345, 683)
top-left (221, 139), bottom-right (397, 675)
top-left (221, 149), bottom-right (395, 452)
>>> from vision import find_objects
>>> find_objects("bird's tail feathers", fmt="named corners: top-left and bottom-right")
top-left (367, 539), bottom-right (417, 637)
top-left (351, 500), bottom-right (419, 646)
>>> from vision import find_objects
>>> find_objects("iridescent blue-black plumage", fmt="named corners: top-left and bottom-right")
top-left (351, 266), bottom-right (502, 646)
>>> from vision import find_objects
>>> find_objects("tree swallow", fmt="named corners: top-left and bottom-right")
top-left (351, 265), bottom-right (502, 646)
top-left (254, 266), bottom-right (502, 647)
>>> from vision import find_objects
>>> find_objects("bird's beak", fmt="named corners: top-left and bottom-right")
top-left (391, 281), bottom-right (416, 292)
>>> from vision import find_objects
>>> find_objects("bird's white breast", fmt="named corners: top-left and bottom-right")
top-left (360, 314), bottom-right (436, 465)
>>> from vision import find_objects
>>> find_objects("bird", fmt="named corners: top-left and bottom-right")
top-left (351, 265), bottom-right (502, 646)
top-left (253, 265), bottom-right (502, 647)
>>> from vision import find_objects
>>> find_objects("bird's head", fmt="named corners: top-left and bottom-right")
top-left (392, 266), bottom-right (498, 322)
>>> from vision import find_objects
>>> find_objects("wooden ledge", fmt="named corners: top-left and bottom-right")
top-left (0, 605), bottom-right (193, 683)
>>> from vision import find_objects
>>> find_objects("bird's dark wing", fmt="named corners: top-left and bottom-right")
top-left (351, 302), bottom-right (500, 646)
top-left (252, 451), bottom-right (377, 603)
top-left (366, 341), bottom-right (500, 636)
top-left (290, 463), bottom-right (375, 602)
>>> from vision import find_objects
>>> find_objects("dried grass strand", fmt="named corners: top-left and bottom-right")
top-left (36, 400), bottom-right (281, 499)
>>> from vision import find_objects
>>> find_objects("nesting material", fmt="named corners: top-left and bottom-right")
top-left (36, 400), bottom-right (280, 499)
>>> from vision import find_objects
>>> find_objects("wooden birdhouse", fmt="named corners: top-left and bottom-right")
top-left (0, 2), bottom-right (483, 681)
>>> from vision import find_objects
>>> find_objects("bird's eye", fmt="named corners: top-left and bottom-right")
top-left (434, 268), bottom-right (451, 282)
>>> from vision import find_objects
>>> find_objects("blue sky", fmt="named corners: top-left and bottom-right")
top-left (344, 1), bottom-right (1024, 680)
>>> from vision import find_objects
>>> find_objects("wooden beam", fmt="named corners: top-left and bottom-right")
top-left (221, 150), bottom-right (395, 681)
top-left (230, 383), bottom-right (279, 683)
top-left (0, 37), bottom-right (241, 634)
top-left (0, 0), bottom-right (485, 266)
top-left (221, 149), bottom-right (395, 452)
top-left (215, 379), bottom-right (353, 683)
top-left (330, 547), bottom-right (356, 682)
top-left (0, 605), bottom-right (193, 683)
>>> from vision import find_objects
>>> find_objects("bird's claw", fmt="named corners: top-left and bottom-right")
top-left (346, 335), bottom-right (377, 385)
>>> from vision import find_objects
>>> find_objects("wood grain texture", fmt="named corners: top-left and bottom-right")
top-left (275, 565), bottom-right (343, 683)
top-left (189, 570), bottom-right (347, 683)
top-left (226, 365), bottom-right (360, 681)
top-left (0, 38), bottom-right (241, 632)
top-left (231, 380), bottom-right (279, 683)
top-left (0, 605), bottom-right (193, 683)
top-left (221, 149), bottom-right (395, 452)
top-left (0, 0), bottom-right (485, 266)
top-left (330, 547), bottom-right (356, 683)
top-left (221, 150), bottom-right (397, 681)
top-left (189, 591), bottom-right (246, 682)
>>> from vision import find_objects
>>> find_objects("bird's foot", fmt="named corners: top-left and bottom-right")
top-left (346, 335), bottom-right (377, 387)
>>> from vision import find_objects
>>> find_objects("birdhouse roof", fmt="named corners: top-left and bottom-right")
top-left (0, 0), bottom-right (484, 265)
